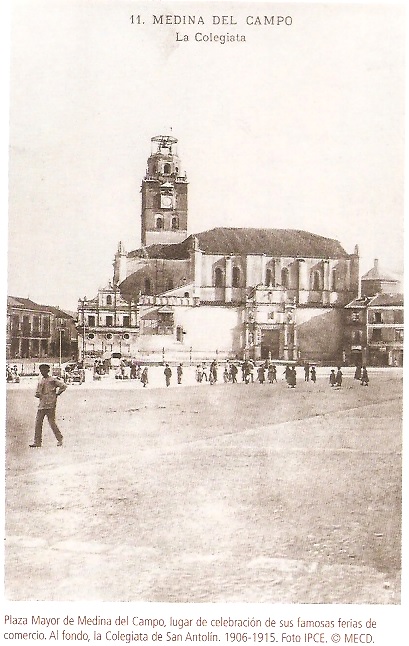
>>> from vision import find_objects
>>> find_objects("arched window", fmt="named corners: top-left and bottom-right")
top-left (312, 270), bottom-right (321, 291)
top-left (156, 217), bottom-right (163, 229)
top-left (144, 278), bottom-right (151, 295)
top-left (163, 163), bottom-right (171, 174)
top-left (106, 295), bottom-right (112, 305)
top-left (281, 268), bottom-right (289, 289)
top-left (171, 217), bottom-right (179, 230)
top-left (215, 267), bottom-right (224, 288)
top-left (175, 166), bottom-right (179, 175)
top-left (265, 268), bottom-right (272, 286)
top-left (232, 266), bottom-right (240, 288)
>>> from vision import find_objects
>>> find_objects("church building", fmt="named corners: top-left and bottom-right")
top-left (78, 134), bottom-right (360, 363)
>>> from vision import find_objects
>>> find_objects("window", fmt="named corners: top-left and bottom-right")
top-left (374, 311), bottom-right (382, 323)
top-left (166, 278), bottom-right (174, 291)
top-left (156, 217), bottom-right (164, 230)
top-left (163, 163), bottom-right (171, 174)
top-left (88, 315), bottom-right (96, 327)
top-left (144, 278), bottom-right (151, 295)
top-left (265, 268), bottom-right (272, 286)
top-left (171, 217), bottom-right (179, 230)
top-left (176, 326), bottom-right (183, 342)
top-left (123, 333), bottom-right (130, 340)
top-left (351, 312), bottom-right (361, 323)
top-left (87, 333), bottom-right (95, 340)
top-left (106, 333), bottom-right (113, 340)
top-left (33, 316), bottom-right (40, 333)
top-left (184, 292), bottom-right (189, 298)
top-left (106, 295), bottom-right (112, 305)
top-left (215, 267), bottom-right (224, 288)
top-left (232, 266), bottom-right (241, 288)
top-left (106, 316), bottom-right (113, 327)
top-left (332, 269), bottom-right (337, 291)
top-left (371, 329), bottom-right (381, 341)
top-left (123, 316), bottom-right (130, 327)
top-left (281, 268), bottom-right (289, 289)
top-left (312, 270), bottom-right (321, 291)
top-left (394, 310), bottom-right (404, 324)
top-left (395, 329), bottom-right (404, 342)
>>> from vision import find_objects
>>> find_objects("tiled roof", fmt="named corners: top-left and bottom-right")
top-left (191, 227), bottom-right (348, 258)
top-left (128, 227), bottom-right (348, 260)
top-left (7, 296), bottom-right (50, 312)
top-left (368, 293), bottom-right (404, 307)
top-left (361, 267), bottom-right (398, 281)
top-left (128, 241), bottom-right (190, 260)
top-left (345, 296), bottom-right (372, 309)
top-left (8, 296), bottom-right (74, 317)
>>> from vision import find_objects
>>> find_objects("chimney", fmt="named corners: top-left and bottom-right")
top-left (374, 258), bottom-right (379, 273)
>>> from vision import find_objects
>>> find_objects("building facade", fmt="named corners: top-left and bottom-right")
top-left (343, 261), bottom-right (403, 367)
top-left (7, 297), bottom-right (77, 360)
top-left (79, 134), bottom-right (360, 363)
top-left (76, 279), bottom-right (139, 360)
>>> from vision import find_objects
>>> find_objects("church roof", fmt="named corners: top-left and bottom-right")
top-left (190, 227), bottom-right (348, 258)
top-left (129, 227), bottom-right (349, 260)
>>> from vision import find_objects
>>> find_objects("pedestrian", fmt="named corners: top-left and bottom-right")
top-left (288, 366), bottom-right (296, 388)
top-left (130, 358), bottom-right (137, 379)
top-left (30, 364), bottom-right (67, 448)
top-left (257, 364), bottom-right (265, 384)
top-left (177, 363), bottom-right (183, 385)
top-left (201, 363), bottom-right (208, 382)
top-left (361, 366), bottom-right (369, 386)
top-left (209, 360), bottom-right (218, 385)
top-left (329, 369), bottom-right (336, 387)
top-left (223, 366), bottom-right (230, 383)
top-left (304, 363), bottom-right (310, 382)
top-left (284, 364), bottom-right (291, 384)
top-left (195, 364), bottom-right (202, 383)
top-left (310, 366), bottom-right (317, 383)
top-left (354, 365), bottom-right (362, 380)
top-left (268, 364), bottom-right (277, 383)
top-left (336, 367), bottom-right (343, 388)
top-left (164, 364), bottom-right (172, 387)
top-left (230, 362), bottom-right (238, 383)
top-left (141, 367), bottom-right (148, 387)
top-left (241, 361), bottom-right (246, 382)
top-left (248, 359), bottom-right (255, 383)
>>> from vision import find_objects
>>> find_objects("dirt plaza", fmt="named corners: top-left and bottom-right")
top-left (4, 367), bottom-right (402, 603)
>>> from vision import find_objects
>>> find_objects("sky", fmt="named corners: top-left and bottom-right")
top-left (6, 0), bottom-right (405, 311)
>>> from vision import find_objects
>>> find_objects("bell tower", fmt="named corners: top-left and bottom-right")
top-left (141, 135), bottom-right (188, 247)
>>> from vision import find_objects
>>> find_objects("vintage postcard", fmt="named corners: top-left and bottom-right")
top-left (3, 1), bottom-right (406, 644)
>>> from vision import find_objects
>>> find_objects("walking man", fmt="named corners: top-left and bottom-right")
top-left (30, 364), bottom-right (67, 448)
top-left (164, 364), bottom-right (172, 387)
top-left (177, 363), bottom-right (183, 385)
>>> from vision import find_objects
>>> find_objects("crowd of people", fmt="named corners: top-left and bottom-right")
top-left (8, 357), bottom-right (371, 389)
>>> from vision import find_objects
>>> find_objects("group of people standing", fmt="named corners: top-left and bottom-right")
top-left (354, 365), bottom-right (370, 386)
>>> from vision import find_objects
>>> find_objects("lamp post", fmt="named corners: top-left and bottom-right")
top-left (59, 328), bottom-right (64, 368)
top-left (81, 297), bottom-right (87, 363)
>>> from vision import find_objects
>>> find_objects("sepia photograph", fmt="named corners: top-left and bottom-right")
top-left (3, 0), bottom-right (405, 634)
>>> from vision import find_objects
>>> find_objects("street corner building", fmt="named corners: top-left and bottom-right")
top-left (77, 134), bottom-right (361, 364)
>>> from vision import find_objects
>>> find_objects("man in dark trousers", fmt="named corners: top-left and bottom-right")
top-left (30, 364), bottom-right (67, 447)
top-left (177, 363), bottom-right (183, 384)
top-left (164, 364), bottom-right (172, 387)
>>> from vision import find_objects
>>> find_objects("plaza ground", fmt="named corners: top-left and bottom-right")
top-left (5, 368), bottom-right (402, 603)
